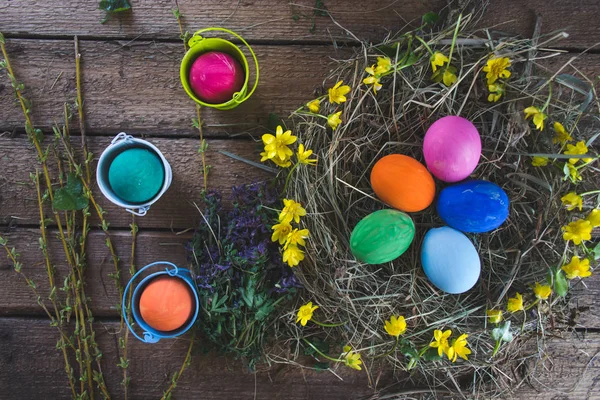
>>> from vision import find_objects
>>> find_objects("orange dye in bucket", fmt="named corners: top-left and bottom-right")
top-left (139, 276), bottom-right (194, 332)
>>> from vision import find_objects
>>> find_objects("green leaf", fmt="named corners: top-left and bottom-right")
top-left (303, 337), bottom-right (329, 356)
top-left (593, 242), bottom-right (600, 261)
top-left (421, 347), bottom-right (443, 361)
top-left (422, 12), bottom-right (440, 25)
top-left (313, 362), bottom-right (330, 371)
top-left (398, 339), bottom-right (419, 359)
top-left (53, 173), bottom-right (89, 211)
top-left (266, 113), bottom-right (283, 134)
top-left (553, 268), bottom-right (569, 297)
top-left (99, 0), bottom-right (131, 13)
top-left (491, 321), bottom-right (513, 343)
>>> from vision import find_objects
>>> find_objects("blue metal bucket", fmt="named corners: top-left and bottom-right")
top-left (123, 261), bottom-right (199, 343)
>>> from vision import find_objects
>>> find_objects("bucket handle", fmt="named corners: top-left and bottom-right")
top-left (126, 206), bottom-right (149, 217)
top-left (122, 261), bottom-right (181, 343)
top-left (111, 132), bottom-right (134, 145)
top-left (189, 27), bottom-right (260, 106)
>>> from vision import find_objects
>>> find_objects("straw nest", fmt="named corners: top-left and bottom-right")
top-left (267, 7), bottom-right (599, 398)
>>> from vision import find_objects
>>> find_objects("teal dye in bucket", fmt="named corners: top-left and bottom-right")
top-left (108, 148), bottom-right (165, 204)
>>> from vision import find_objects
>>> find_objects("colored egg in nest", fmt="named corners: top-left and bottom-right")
top-left (189, 51), bottom-right (245, 104)
top-left (437, 180), bottom-right (510, 233)
top-left (350, 209), bottom-right (415, 264)
top-left (139, 276), bottom-right (194, 332)
top-left (423, 116), bottom-right (481, 182)
top-left (370, 154), bottom-right (436, 212)
top-left (421, 226), bottom-right (481, 294)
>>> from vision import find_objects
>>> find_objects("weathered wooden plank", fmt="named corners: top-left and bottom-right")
top-left (0, 0), bottom-right (442, 42)
top-left (0, 39), bottom-right (339, 136)
top-left (2, 0), bottom-right (599, 48)
top-left (2, 39), bottom-right (600, 138)
top-left (0, 317), bottom-right (599, 399)
top-left (0, 317), bottom-right (379, 400)
top-left (0, 229), bottom-right (190, 316)
top-left (0, 136), bottom-right (268, 230)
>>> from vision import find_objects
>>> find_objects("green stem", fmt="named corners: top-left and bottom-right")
top-left (447, 13), bottom-right (463, 64)
top-left (520, 309), bottom-right (527, 333)
top-left (413, 35), bottom-right (433, 56)
top-left (580, 189), bottom-right (600, 196)
top-left (302, 339), bottom-right (343, 362)
top-left (491, 340), bottom-right (502, 357)
top-left (283, 162), bottom-right (300, 193)
top-left (542, 83), bottom-right (553, 112)
top-left (312, 318), bottom-right (346, 328)
top-left (525, 298), bottom-right (540, 310)
top-left (371, 336), bottom-right (398, 359)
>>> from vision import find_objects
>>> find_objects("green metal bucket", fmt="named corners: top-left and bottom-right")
top-left (180, 27), bottom-right (259, 110)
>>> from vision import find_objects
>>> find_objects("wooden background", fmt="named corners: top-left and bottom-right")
top-left (1, 0), bottom-right (599, 398)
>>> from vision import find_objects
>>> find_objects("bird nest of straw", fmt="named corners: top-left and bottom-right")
top-left (266, 8), bottom-right (599, 398)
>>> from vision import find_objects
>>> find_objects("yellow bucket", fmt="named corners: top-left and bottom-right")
top-left (180, 27), bottom-right (259, 110)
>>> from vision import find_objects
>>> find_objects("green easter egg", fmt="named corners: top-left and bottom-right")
top-left (108, 148), bottom-right (165, 204)
top-left (350, 209), bottom-right (415, 264)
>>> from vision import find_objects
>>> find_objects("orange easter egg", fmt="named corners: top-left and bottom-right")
top-left (139, 276), bottom-right (194, 332)
top-left (370, 154), bottom-right (435, 212)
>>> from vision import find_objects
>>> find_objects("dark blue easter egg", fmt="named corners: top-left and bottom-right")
top-left (421, 226), bottom-right (481, 294)
top-left (437, 180), bottom-right (509, 233)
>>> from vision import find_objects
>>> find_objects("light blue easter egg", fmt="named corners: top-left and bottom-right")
top-left (421, 226), bottom-right (480, 294)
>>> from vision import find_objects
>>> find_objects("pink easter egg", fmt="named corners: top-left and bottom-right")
top-left (423, 116), bottom-right (481, 182)
top-left (189, 51), bottom-right (245, 104)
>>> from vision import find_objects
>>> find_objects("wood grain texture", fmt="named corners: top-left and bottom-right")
top-left (0, 229), bottom-right (190, 316)
top-left (0, 136), bottom-right (268, 230)
top-left (0, 0), bottom-right (443, 42)
top-left (0, 317), bottom-right (381, 400)
top-left (0, 39), bottom-right (339, 136)
top-left (1, 0), bottom-right (600, 49)
top-left (2, 38), bottom-right (600, 138)
top-left (1, 317), bottom-right (599, 399)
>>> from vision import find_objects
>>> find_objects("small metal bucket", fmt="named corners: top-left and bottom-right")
top-left (96, 132), bottom-right (173, 216)
top-left (123, 261), bottom-right (199, 343)
top-left (180, 27), bottom-right (259, 110)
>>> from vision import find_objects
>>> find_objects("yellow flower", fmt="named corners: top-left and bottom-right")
top-left (363, 75), bottom-right (382, 93)
top-left (531, 156), bottom-right (548, 167)
top-left (262, 125), bottom-right (297, 161)
top-left (327, 111), bottom-right (342, 130)
top-left (271, 221), bottom-right (293, 245)
top-left (376, 56), bottom-right (392, 74)
top-left (487, 83), bottom-right (504, 102)
top-left (487, 309), bottom-right (503, 324)
top-left (561, 256), bottom-right (592, 280)
top-left (533, 282), bottom-right (552, 300)
top-left (342, 346), bottom-right (362, 371)
top-left (553, 122), bottom-right (573, 145)
top-left (524, 106), bottom-right (547, 131)
top-left (282, 244), bottom-right (304, 267)
top-left (284, 228), bottom-right (309, 249)
top-left (279, 198), bottom-right (306, 224)
top-left (307, 99), bottom-right (321, 113)
top-left (586, 209), bottom-right (600, 227)
top-left (446, 333), bottom-right (471, 362)
top-left (561, 192), bottom-right (583, 211)
top-left (562, 219), bottom-right (592, 245)
top-left (482, 57), bottom-right (511, 85)
top-left (429, 329), bottom-right (452, 357)
top-left (328, 80), bottom-right (351, 104)
top-left (566, 163), bottom-right (582, 182)
top-left (296, 301), bottom-right (318, 326)
top-left (565, 141), bottom-right (593, 164)
top-left (297, 144), bottom-right (317, 165)
top-left (442, 68), bottom-right (457, 87)
top-left (384, 315), bottom-right (407, 337)
top-left (507, 293), bottom-right (524, 313)
top-left (430, 52), bottom-right (449, 72)
top-left (271, 155), bottom-right (292, 168)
